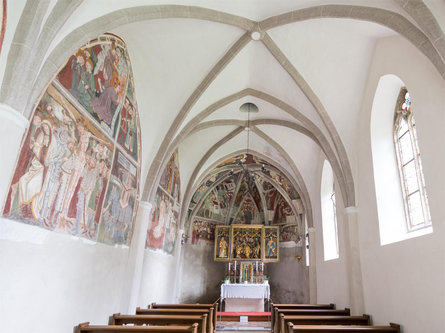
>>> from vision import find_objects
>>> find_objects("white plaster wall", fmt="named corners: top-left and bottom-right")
top-left (138, 249), bottom-right (177, 307)
top-left (357, 35), bottom-right (445, 332)
top-left (268, 245), bottom-right (309, 303)
top-left (0, 218), bottom-right (130, 333)
top-left (178, 243), bottom-right (225, 304)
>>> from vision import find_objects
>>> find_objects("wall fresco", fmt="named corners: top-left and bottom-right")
top-left (146, 150), bottom-right (180, 255)
top-left (273, 195), bottom-right (294, 225)
top-left (57, 35), bottom-right (129, 137)
top-left (98, 149), bottom-right (137, 245)
top-left (279, 224), bottom-right (300, 242)
top-left (2, 34), bottom-right (141, 246)
top-left (191, 218), bottom-right (219, 244)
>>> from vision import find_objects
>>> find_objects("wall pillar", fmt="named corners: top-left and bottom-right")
top-left (122, 200), bottom-right (152, 314)
top-left (308, 227), bottom-right (317, 304)
top-left (344, 206), bottom-right (365, 315)
top-left (172, 228), bottom-right (185, 303)
top-left (0, 104), bottom-right (29, 210)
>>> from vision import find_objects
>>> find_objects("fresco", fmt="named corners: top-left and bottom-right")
top-left (3, 85), bottom-right (114, 237)
top-left (159, 150), bottom-right (181, 202)
top-left (189, 171), bottom-right (227, 211)
top-left (2, 34), bottom-right (141, 246)
top-left (233, 195), bottom-right (260, 224)
top-left (216, 154), bottom-right (245, 168)
top-left (187, 154), bottom-right (301, 228)
top-left (57, 34), bottom-right (129, 137)
top-left (146, 150), bottom-right (181, 255)
top-left (191, 218), bottom-right (218, 244)
top-left (98, 149), bottom-right (137, 245)
top-left (0, 0), bottom-right (6, 55)
top-left (273, 195), bottom-right (294, 225)
top-left (280, 224), bottom-right (300, 242)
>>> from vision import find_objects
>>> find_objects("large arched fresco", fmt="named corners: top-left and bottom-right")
top-left (2, 34), bottom-right (141, 246)
top-left (188, 154), bottom-right (304, 245)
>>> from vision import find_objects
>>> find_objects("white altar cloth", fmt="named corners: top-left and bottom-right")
top-left (220, 283), bottom-right (270, 300)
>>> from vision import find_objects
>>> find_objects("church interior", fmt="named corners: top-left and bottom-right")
top-left (0, 1), bottom-right (444, 333)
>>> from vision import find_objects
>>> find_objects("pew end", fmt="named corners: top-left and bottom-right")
top-left (390, 323), bottom-right (401, 333)
top-left (75, 322), bottom-right (89, 333)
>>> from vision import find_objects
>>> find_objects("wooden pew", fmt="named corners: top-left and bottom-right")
top-left (109, 314), bottom-right (207, 333)
top-left (286, 322), bottom-right (400, 333)
top-left (279, 314), bottom-right (370, 333)
top-left (150, 301), bottom-right (218, 333)
top-left (274, 309), bottom-right (351, 333)
top-left (272, 303), bottom-right (336, 310)
top-left (136, 307), bottom-right (214, 333)
top-left (271, 303), bottom-right (335, 330)
top-left (75, 322), bottom-right (199, 333)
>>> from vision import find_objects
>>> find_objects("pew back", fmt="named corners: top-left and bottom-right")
top-left (274, 309), bottom-right (351, 333)
top-left (136, 308), bottom-right (213, 333)
top-left (287, 322), bottom-right (400, 333)
top-left (110, 314), bottom-right (207, 333)
top-left (76, 322), bottom-right (199, 333)
top-left (280, 314), bottom-right (370, 332)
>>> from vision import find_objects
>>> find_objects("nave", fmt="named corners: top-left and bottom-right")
top-left (75, 299), bottom-right (401, 333)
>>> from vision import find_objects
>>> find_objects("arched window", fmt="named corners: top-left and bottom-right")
top-left (321, 160), bottom-right (339, 260)
top-left (393, 88), bottom-right (431, 231)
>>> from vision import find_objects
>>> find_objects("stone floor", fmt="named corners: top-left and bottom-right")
top-left (216, 321), bottom-right (271, 331)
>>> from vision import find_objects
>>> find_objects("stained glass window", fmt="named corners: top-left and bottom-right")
top-left (394, 88), bottom-right (431, 231)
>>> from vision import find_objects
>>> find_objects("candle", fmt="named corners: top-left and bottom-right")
top-left (234, 261), bottom-right (237, 270)
top-left (229, 262), bottom-right (231, 271)
top-left (262, 262), bottom-right (264, 272)
top-left (256, 261), bottom-right (258, 271)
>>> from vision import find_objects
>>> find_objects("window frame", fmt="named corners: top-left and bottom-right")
top-left (393, 88), bottom-right (431, 231)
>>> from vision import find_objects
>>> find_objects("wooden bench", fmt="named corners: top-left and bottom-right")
top-left (136, 308), bottom-right (214, 333)
top-left (109, 314), bottom-right (207, 333)
top-left (280, 315), bottom-right (370, 333)
top-left (272, 303), bottom-right (336, 310)
top-left (150, 302), bottom-right (218, 333)
top-left (286, 322), bottom-right (400, 333)
top-left (274, 309), bottom-right (351, 333)
top-left (271, 303), bottom-right (336, 330)
top-left (75, 322), bottom-right (199, 333)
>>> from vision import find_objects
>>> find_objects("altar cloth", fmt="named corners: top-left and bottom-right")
top-left (220, 284), bottom-right (270, 300)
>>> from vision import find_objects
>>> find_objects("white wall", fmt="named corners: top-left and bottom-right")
top-left (357, 35), bottom-right (445, 332)
top-left (0, 218), bottom-right (130, 333)
top-left (138, 249), bottom-right (178, 306)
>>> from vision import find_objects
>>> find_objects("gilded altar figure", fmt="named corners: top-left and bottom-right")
top-left (219, 236), bottom-right (228, 258)
top-left (263, 226), bottom-right (279, 262)
top-left (214, 225), bottom-right (230, 261)
top-left (244, 244), bottom-right (251, 258)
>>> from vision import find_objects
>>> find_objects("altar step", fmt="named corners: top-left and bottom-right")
top-left (216, 320), bottom-right (271, 332)
top-left (217, 312), bottom-right (271, 322)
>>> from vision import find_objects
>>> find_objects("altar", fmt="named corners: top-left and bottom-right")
top-left (221, 283), bottom-right (270, 312)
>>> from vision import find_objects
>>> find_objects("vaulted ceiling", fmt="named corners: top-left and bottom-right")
top-left (3, 1), bottom-right (445, 230)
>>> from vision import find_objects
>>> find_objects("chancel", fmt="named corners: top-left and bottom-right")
top-left (0, 1), bottom-right (444, 333)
